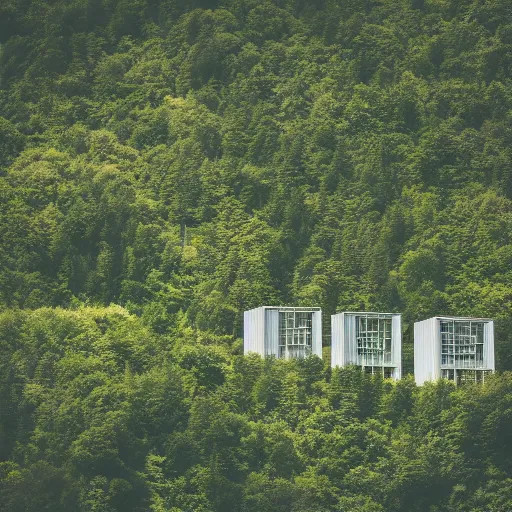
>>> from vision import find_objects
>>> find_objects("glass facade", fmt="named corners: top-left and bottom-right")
top-left (442, 368), bottom-right (491, 384)
top-left (441, 369), bottom-right (454, 380)
top-left (278, 310), bottom-right (313, 359)
top-left (440, 320), bottom-right (484, 369)
top-left (456, 369), bottom-right (491, 385)
top-left (363, 366), bottom-right (394, 378)
top-left (356, 315), bottom-right (392, 367)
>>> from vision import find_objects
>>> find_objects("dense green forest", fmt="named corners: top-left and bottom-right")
top-left (1, 0), bottom-right (512, 510)
top-left (1, 308), bottom-right (512, 511)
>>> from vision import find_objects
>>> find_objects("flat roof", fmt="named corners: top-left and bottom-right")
top-left (432, 316), bottom-right (493, 321)
top-left (414, 316), bottom-right (494, 323)
top-left (333, 311), bottom-right (401, 316)
top-left (245, 306), bottom-right (321, 312)
top-left (263, 306), bottom-right (321, 310)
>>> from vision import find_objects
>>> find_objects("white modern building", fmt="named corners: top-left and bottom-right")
top-left (331, 312), bottom-right (402, 379)
top-left (243, 306), bottom-right (322, 359)
top-left (414, 316), bottom-right (495, 385)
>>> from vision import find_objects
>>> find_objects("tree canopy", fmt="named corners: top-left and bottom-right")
top-left (1, 0), bottom-right (512, 510)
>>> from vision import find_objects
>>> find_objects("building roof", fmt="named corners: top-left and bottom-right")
top-left (433, 316), bottom-right (493, 321)
top-left (244, 306), bottom-right (321, 312)
top-left (333, 311), bottom-right (401, 316)
top-left (416, 316), bottom-right (494, 322)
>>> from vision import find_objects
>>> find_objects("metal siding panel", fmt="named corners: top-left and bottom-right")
top-left (413, 321), bottom-right (420, 384)
top-left (432, 318), bottom-right (441, 380)
top-left (346, 314), bottom-right (357, 365)
top-left (312, 310), bottom-right (323, 358)
top-left (414, 317), bottom-right (440, 385)
top-left (330, 313), bottom-right (343, 367)
top-left (256, 308), bottom-right (262, 354)
top-left (414, 318), bottom-right (430, 385)
top-left (331, 313), bottom-right (347, 367)
top-left (265, 309), bottom-right (279, 357)
top-left (426, 320), bottom-right (433, 382)
top-left (416, 319), bottom-right (426, 385)
top-left (339, 313), bottom-right (346, 365)
top-left (340, 314), bottom-right (347, 365)
top-left (425, 318), bottom-right (432, 383)
top-left (340, 313), bottom-right (346, 365)
top-left (341, 313), bottom-right (349, 366)
top-left (258, 307), bottom-right (265, 355)
top-left (330, 313), bottom-right (337, 367)
top-left (243, 307), bottom-right (266, 356)
top-left (484, 321), bottom-right (495, 371)
top-left (392, 314), bottom-right (402, 380)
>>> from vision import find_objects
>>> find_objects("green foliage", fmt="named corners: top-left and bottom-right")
top-left (1, 0), bottom-right (512, 510)
top-left (1, 308), bottom-right (512, 511)
top-left (2, 0), bottom-right (512, 343)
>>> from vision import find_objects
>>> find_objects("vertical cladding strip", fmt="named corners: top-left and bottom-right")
top-left (258, 307), bottom-right (266, 355)
top-left (340, 313), bottom-right (346, 365)
top-left (265, 309), bottom-right (279, 357)
top-left (348, 314), bottom-right (358, 365)
top-left (312, 310), bottom-right (323, 358)
top-left (413, 320), bottom-right (422, 385)
top-left (416, 317), bottom-right (442, 384)
top-left (244, 307), bottom-right (266, 356)
top-left (331, 313), bottom-right (342, 367)
top-left (244, 308), bottom-right (262, 355)
top-left (414, 319), bottom-right (430, 385)
top-left (484, 320), bottom-right (495, 371)
top-left (432, 318), bottom-right (441, 381)
top-left (342, 313), bottom-right (350, 365)
top-left (330, 314), bottom-right (337, 366)
top-left (392, 314), bottom-right (402, 380)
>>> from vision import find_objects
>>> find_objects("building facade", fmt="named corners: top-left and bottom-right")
top-left (331, 312), bottom-right (402, 379)
top-left (243, 306), bottom-right (322, 359)
top-left (414, 316), bottom-right (495, 385)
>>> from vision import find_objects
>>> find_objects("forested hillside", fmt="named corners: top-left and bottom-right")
top-left (1, 0), bottom-right (512, 510)
top-left (1, 308), bottom-right (512, 511)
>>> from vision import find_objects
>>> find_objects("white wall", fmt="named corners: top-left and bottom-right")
top-left (264, 308), bottom-right (279, 357)
top-left (483, 320), bottom-right (495, 371)
top-left (243, 307), bottom-right (266, 355)
top-left (312, 310), bottom-right (323, 358)
top-left (331, 312), bottom-right (345, 367)
top-left (392, 314), bottom-right (402, 379)
top-left (414, 317), bottom-right (441, 385)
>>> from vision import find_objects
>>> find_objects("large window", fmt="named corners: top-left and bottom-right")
top-left (442, 369), bottom-right (491, 384)
top-left (356, 315), bottom-right (392, 367)
top-left (364, 366), bottom-right (394, 378)
top-left (278, 310), bottom-right (313, 359)
top-left (441, 320), bottom-right (484, 368)
top-left (441, 369), bottom-right (454, 380)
